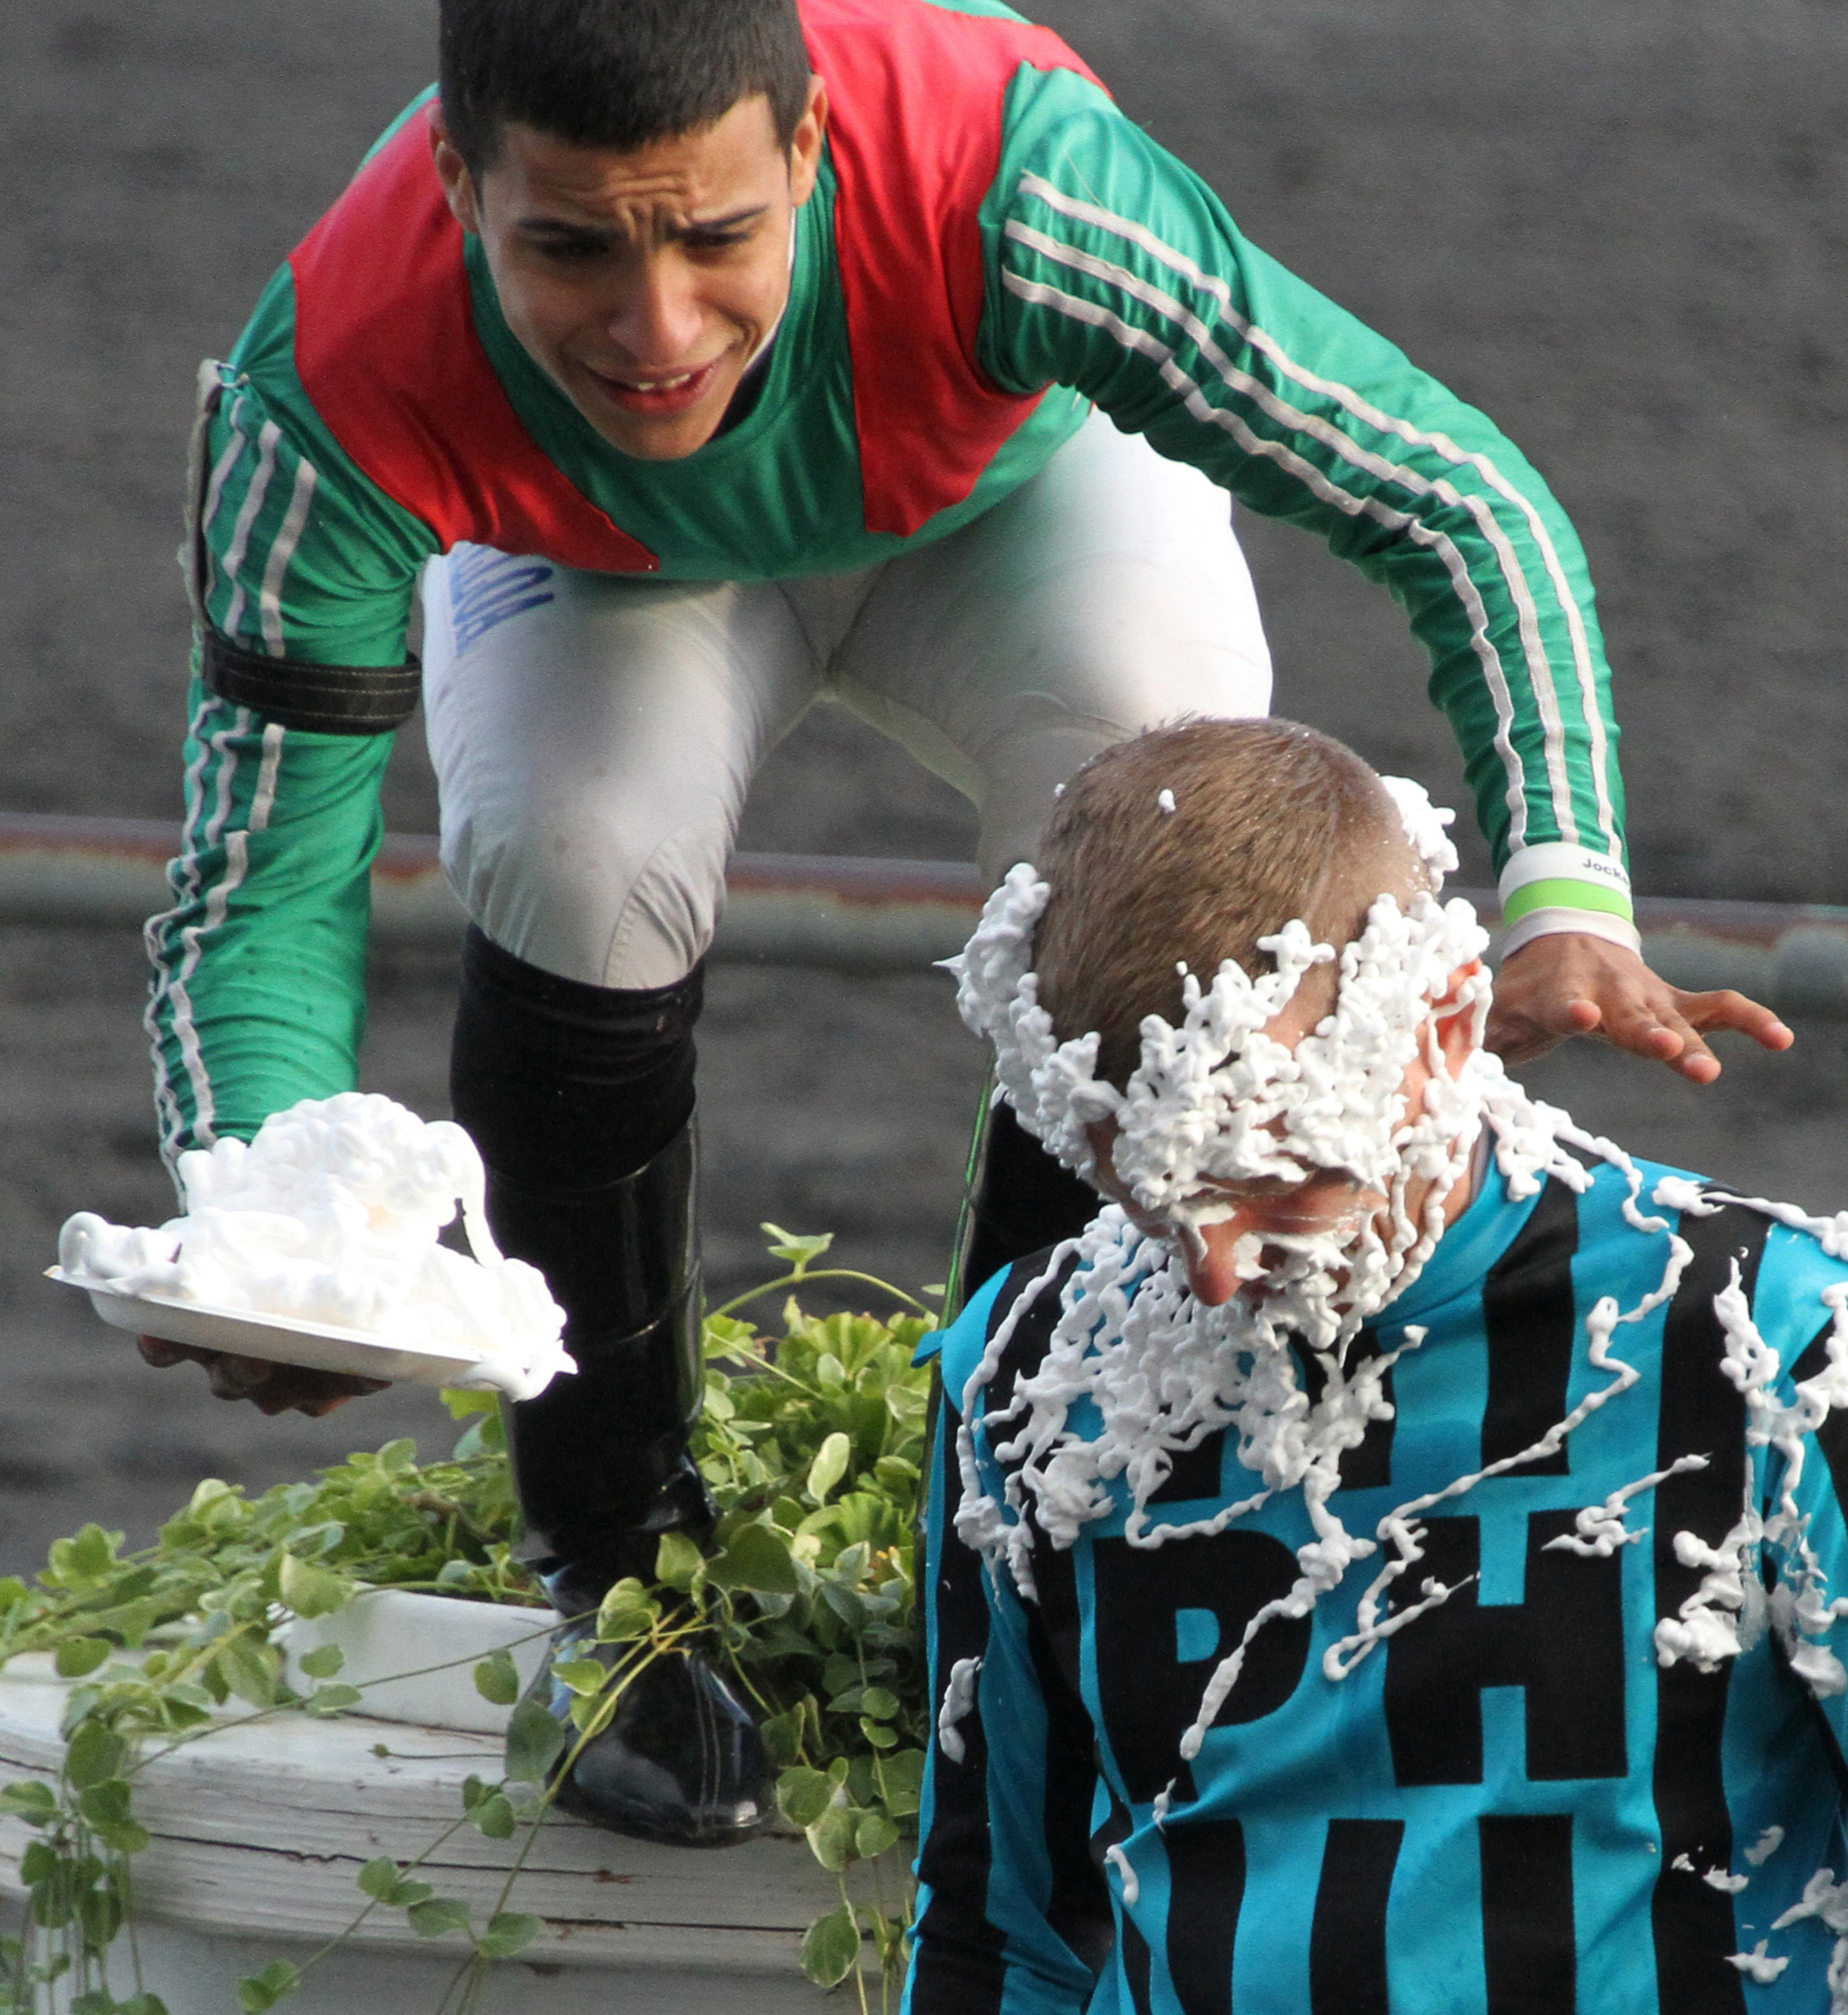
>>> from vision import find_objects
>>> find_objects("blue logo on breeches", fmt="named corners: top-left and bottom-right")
top-left (448, 549), bottom-right (556, 654)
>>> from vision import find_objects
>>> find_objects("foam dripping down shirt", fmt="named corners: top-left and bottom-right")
top-left (907, 1157), bottom-right (1848, 2014)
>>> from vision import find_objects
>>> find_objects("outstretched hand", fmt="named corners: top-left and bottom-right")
top-left (1487, 932), bottom-right (1793, 1084)
top-left (135, 1336), bottom-right (389, 1418)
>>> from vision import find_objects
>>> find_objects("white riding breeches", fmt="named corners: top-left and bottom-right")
top-left (419, 409), bottom-right (1273, 991)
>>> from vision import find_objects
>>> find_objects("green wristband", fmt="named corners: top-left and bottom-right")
top-left (1500, 878), bottom-right (1635, 927)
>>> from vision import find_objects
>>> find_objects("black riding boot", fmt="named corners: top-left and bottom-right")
top-left (490, 1129), bottom-right (773, 1845)
top-left (947, 1096), bottom-right (1099, 1314)
top-left (450, 929), bottom-right (773, 1846)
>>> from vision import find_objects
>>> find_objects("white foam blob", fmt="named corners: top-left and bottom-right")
top-left (1725, 1942), bottom-right (1790, 1984)
top-left (59, 1093), bottom-right (573, 1402)
top-left (936, 1655), bottom-right (983, 1765)
top-left (1772, 1868), bottom-right (1848, 2009)
top-left (1748, 1827), bottom-right (1787, 1868)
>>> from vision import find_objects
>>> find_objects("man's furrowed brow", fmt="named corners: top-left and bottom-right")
top-left (515, 206), bottom-right (770, 246)
top-left (673, 204), bottom-right (770, 237)
top-left (517, 216), bottom-right (621, 249)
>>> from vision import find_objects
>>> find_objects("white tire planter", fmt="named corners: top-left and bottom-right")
top-left (0, 1593), bottom-right (883, 2013)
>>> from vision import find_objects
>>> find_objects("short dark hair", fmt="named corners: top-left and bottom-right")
top-left (439, 0), bottom-right (814, 177)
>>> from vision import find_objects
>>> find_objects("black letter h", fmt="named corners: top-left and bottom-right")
top-left (1383, 1512), bottom-right (1626, 1786)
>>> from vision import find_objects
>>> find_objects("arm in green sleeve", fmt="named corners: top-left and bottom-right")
top-left (979, 68), bottom-right (1629, 923)
top-left (145, 679), bottom-right (396, 1166)
top-left (149, 272), bottom-right (440, 1168)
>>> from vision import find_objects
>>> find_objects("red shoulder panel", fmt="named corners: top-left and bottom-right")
top-left (290, 119), bottom-right (658, 573)
top-left (803, 0), bottom-right (1104, 537)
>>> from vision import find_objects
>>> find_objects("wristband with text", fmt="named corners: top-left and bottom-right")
top-left (1497, 844), bottom-right (1639, 957)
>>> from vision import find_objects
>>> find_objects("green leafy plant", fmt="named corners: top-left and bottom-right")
top-left (0, 1228), bottom-right (938, 2013)
top-left (659, 1226), bottom-right (937, 1999)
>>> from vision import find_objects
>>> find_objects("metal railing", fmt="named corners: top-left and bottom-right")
top-left (5, 812), bottom-right (1848, 1012)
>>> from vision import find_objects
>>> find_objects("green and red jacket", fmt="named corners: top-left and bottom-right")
top-left (150, 0), bottom-right (1629, 1161)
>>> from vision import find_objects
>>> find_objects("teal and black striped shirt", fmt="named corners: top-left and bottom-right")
top-left (912, 1157), bottom-right (1848, 2013)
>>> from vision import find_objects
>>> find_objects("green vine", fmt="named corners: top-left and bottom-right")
top-left (0, 1228), bottom-right (937, 2013)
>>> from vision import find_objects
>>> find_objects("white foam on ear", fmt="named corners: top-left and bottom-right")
top-left (1377, 773), bottom-right (1459, 880)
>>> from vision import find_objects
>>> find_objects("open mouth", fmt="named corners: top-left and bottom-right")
top-left (582, 358), bottom-right (723, 418)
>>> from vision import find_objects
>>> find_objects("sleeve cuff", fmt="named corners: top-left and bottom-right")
top-left (1497, 841), bottom-right (1634, 939)
top-left (1500, 906), bottom-right (1643, 959)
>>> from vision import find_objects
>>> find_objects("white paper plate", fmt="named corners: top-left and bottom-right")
top-left (45, 1267), bottom-right (494, 1390)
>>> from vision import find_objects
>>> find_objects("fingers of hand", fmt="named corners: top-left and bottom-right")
top-left (1488, 961), bottom-right (1603, 1042)
top-left (137, 1337), bottom-right (386, 1413)
top-left (138, 1338), bottom-right (231, 1374)
top-left (1591, 990), bottom-right (1728, 1079)
top-left (1484, 986), bottom-right (1598, 1063)
top-left (283, 1392), bottom-right (355, 1418)
top-left (255, 1387), bottom-right (313, 1418)
top-left (1598, 979), bottom-right (1797, 1082)
top-left (1671, 987), bottom-right (1794, 1050)
top-left (1493, 936), bottom-right (1792, 1081)
top-left (1557, 995), bottom-right (1603, 1037)
top-left (206, 1355), bottom-right (275, 1401)
top-left (262, 1369), bottom-right (391, 1417)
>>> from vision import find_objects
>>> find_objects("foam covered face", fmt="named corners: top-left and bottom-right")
top-left (1096, 895), bottom-right (1491, 1220)
top-left (1088, 959), bottom-right (1481, 1308)
top-left (1084, 970), bottom-right (1388, 1287)
top-left (949, 772), bottom-right (1495, 1321)
top-left (1167, 1166), bottom-right (1383, 1242)
top-left (1115, 1173), bottom-right (1387, 1311)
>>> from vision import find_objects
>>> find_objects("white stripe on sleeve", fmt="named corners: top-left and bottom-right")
top-left (196, 393), bottom-right (251, 621)
top-left (1006, 215), bottom-right (1571, 840)
top-left (146, 691), bottom-right (222, 1161)
top-left (259, 457), bottom-right (319, 658)
top-left (144, 713), bottom-right (287, 1164)
top-left (219, 420), bottom-right (281, 643)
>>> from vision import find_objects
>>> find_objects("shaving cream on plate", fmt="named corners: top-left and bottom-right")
top-left (57, 1094), bottom-right (573, 1402)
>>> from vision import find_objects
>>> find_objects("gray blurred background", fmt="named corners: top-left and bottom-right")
top-left (1, 0), bottom-right (1843, 1569)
